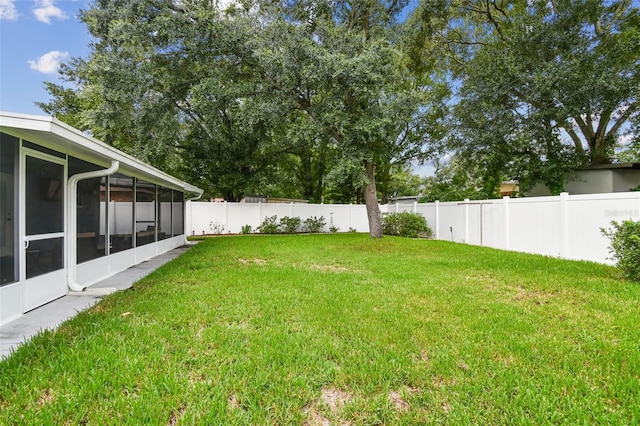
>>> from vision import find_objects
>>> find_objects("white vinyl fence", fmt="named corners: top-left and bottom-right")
top-left (187, 192), bottom-right (640, 264)
top-left (188, 202), bottom-right (371, 235)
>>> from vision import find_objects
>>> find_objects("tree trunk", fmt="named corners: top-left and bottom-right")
top-left (363, 160), bottom-right (383, 238)
top-left (589, 134), bottom-right (613, 165)
top-left (377, 162), bottom-right (391, 205)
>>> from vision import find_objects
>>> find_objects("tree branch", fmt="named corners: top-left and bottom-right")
top-left (608, 100), bottom-right (640, 137)
top-left (595, 108), bottom-right (612, 140)
top-left (573, 115), bottom-right (595, 148)
top-left (172, 99), bottom-right (214, 140)
top-left (561, 121), bottom-right (586, 158)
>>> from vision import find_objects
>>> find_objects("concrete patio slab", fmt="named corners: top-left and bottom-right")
top-left (0, 243), bottom-right (195, 360)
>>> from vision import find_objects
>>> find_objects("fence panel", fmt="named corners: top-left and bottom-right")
top-left (227, 203), bottom-right (261, 233)
top-left (435, 202), bottom-right (463, 242)
top-left (415, 203), bottom-right (437, 236)
top-left (508, 197), bottom-right (562, 257)
top-left (480, 200), bottom-right (505, 249)
top-left (318, 204), bottom-right (370, 232)
top-left (190, 202), bottom-right (225, 235)
top-left (189, 202), bottom-right (372, 234)
top-left (566, 193), bottom-right (640, 263)
top-left (188, 191), bottom-right (640, 264)
top-left (259, 204), bottom-right (294, 223)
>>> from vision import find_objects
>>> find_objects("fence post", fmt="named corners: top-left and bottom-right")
top-left (290, 202), bottom-right (295, 218)
top-left (223, 201), bottom-right (228, 233)
top-left (413, 201), bottom-right (417, 213)
top-left (560, 192), bottom-right (569, 258)
top-left (464, 199), bottom-right (470, 243)
top-left (503, 196), bottom-right (510, 250)
top-left (258, 202), bottom-right (263, 226)
top-left (435, 200), bottom-right (440, 240)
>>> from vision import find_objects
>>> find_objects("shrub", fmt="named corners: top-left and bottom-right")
top-left (329, 225), bottom-right (339, 233)
top-left (257, 215), bottom-right (280, 234)
top-left (280, 216), bottom-right (301, 234)
top-left (240, 224), bottom-right (252, 234)
top-left (382, 212), bottom-right (432, 238)
top-left (303, 216), bottom-right (326, 233)
top-left (601, 220), bottom-right (640, 282)
top-left (209, 221), bottom-right (225, 234)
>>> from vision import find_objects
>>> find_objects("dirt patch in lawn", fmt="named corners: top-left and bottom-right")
top-left (238, 258), bottom-right (267, 266)
top-left (512, 286), bottom-right (554, 305)
top-left (304, 387), bottom-right (354, 425)
top-left (37, 388), bottom-right (55, 407)
top-left (388, 391), bottom-right (409, 411)
top-left (311, 264), bottom-right (350, 273)
top-left (321, 387), bottom-right (353, 411)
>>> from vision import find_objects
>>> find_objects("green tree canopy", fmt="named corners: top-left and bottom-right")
top-left (410, 0), bottom-right (640, 194)
top-left (39, 0), bottom-right (444, 236)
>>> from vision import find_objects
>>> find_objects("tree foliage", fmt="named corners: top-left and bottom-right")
top-left (37, 0), bottom-right (640, 218)
top-left (39, 0), bottom-right (443, 237)
top-left (411, 0), bottom-right (640, 194)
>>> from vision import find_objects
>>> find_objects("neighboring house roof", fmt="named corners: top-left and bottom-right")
top-left (0, 111), bottom-right (203, 195)
top-left (577, 163), bottom-right (640, 170)
top-left (388, 196), bottom-right (421, 203)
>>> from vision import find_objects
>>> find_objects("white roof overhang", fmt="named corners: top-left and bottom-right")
top-left (0, 111), bottom-right (203, 195)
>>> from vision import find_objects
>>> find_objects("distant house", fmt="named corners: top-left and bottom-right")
top-left (388, 196), bottom-right (421, 205)
top-left (0, 112), bottom-right (202, 326)
top-left (500, 180), bottom-right (519, 197)
top-left (242, 196), bottom-right (309, 204)
top-left (525, 163), bottom-right (640, 196)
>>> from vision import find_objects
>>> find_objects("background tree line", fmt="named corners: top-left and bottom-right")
top-left (39, 0), bottom-right (639, 235)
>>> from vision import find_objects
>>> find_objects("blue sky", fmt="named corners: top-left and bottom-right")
top-left (1, 0), bottom-right (92, 115)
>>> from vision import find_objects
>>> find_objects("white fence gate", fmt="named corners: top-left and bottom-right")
top-left (187, 192), bottom-right (640, 264)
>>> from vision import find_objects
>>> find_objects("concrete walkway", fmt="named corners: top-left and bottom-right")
top-left (0, 243), bottom-right (195, 360)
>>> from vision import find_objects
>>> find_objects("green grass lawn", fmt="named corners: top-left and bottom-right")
top-left (1, 234), bottom-right (639, 424)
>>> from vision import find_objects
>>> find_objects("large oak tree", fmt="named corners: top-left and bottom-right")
top-left (409, 0), bottom-right (639, 193)
top-left (40, 0), bottom-right (440, 237)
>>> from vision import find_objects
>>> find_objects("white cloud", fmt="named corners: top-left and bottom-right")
top-left (0, 0), bottom-right (19, 21)
top-left (619, 133), bottom-right (634, 147)
top-left (28, 50), bottom-right (69, 74)
top-left (33, 0), bottom-right (67, 24)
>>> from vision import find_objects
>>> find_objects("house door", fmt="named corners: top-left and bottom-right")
top-left (22, 152), bottom-right (67, 312)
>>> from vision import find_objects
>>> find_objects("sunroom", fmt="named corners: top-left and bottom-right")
top-left (0, 112), bottom-right (202, 326)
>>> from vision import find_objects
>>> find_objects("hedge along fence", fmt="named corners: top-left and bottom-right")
top-left (187, 191), bottom-right (640, 264)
